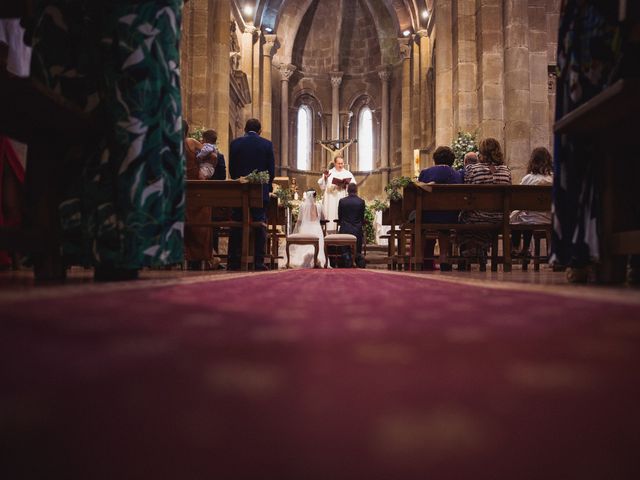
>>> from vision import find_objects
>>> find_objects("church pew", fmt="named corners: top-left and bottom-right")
top-left (403, 183), bottom-right (552, 272)
top-left (186, 180), bottom-right (265, 271)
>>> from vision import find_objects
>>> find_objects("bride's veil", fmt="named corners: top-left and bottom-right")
top-left (293, 191), bottom-right (319, 233)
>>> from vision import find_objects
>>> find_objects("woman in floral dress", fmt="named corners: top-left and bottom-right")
top-left (29, 0), bottom-right (185, 280)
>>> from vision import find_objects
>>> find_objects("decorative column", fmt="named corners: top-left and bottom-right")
top-left (208, 0), bottom-right (230, 157)
top-left (252, 29), bottom-right (262, 118)
top-left (378, 65), bottom-right (391, 187)
top-left (399, 39), bottom-right (412, 178)
top-left (435, 0), bottom-right (453, 147)
top-left (278, 63), bottom-right (296, 172)
top-left (241, 25), bottom-right (257, 118)
top-left (329, 72), bottom-right (343, 140)
top-left (416, 30), bottom-right (431, 151)
top-left (504, 0), bottom-right (530, 178)
top-left (262, 34), bottom-right (277, 140)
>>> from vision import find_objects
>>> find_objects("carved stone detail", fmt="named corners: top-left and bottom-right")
top-left (263, 34), bottom-right (277, 57)
top-left (330, 71), bottom-right (344, 87)
top-left (377, 65), bottom-right (392, 82)
top-left (279, 63), bottom-right (297, 82)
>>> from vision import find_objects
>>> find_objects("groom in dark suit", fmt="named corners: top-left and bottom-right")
top-left (228, 118), bottom-right (275, 270)
top-left (338, 183), bottom-right (366, 268)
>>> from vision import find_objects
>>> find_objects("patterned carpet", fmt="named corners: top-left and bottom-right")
top-left (2, 269), bottom-right (640, 479)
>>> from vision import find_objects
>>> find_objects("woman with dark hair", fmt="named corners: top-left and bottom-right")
top-left (510, 147), bottom-right (553, 256)
top-left (459, 138), bottom-right (512, 266)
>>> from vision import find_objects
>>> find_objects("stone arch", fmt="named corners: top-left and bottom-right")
top-left (292, 90), bottom-right (325, 171)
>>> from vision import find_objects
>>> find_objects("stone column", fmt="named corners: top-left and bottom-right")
top-left (252, 29), bottom-right (262, 119)
top-left (416, 30), bottom-right (431, 151)
top-left (477, 0), bottom-right (505, 144)
top-left (378, 66), bottom-right (391, 187)
top-left (412, 37), bottom-right (421, 150)
top-left (329, 72), bottom-right (343, 140)
top-left (399, 39), bottom-right (413, 178)
top-left (241, 25), bottom-right (257, 119)
top-left (261, 34), bottom-right (277, 140)
top-left (528, 2), bottom-right (550, 154)
top-left (278, 63), bottom-right (296, 172)
top-left (435, 0), bottom-right (453, 148)
top-left (453, 0), bottom-right (478, 133)
top-left (208, 0), bottom-right (230, 157)
top-left (504, 0), bottom-right (530, 178)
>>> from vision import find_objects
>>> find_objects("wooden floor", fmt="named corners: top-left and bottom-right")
top-left (1, 263), bottom-right (638, 306)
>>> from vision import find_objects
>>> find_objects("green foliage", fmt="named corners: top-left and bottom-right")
top-left (274, 187), bottom-right (293, 209)
top-left (191, 127), bottom-right (205, 143)
top-left (245, 170), bottom-right (270, 184)
top-left (371, 199), bottom-right (389, 212)
top-left (364, 204), bottom-right (376, 245)
top-left (384, 176), bottom-right (413, 201)
top-left (451, 131), bottom-right (478, 170)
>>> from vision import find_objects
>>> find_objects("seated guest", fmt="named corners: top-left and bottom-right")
top-left (337, 183), bottom-right (366, 268)
top-left (417, 146), bottom-right (463, 271)
top-left (510, 147), bottom-right (553, 256)
top-left (459, 138), bottom-right (512, 265)
top-left (459, 151), bottom-right (478, 181)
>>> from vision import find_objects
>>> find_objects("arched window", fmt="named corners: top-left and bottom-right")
top-left (358, 106), bottom-right (373, 171)
top-left (296, 105), bottom-right (312, 170)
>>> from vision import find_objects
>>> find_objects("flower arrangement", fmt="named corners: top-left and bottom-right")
top-left (190, 126), bottom-right (205, 143)
top-left (384, 176), bottom-right (413, 201)
top-left (364, 204), bottom-right (376, 245)
top-left (274, 186), bottom-right (294, 209)
top-left (451, 131), bottom-right (478, 169)
top-left (370, 198), bottom-right (389, 212)
top-left (244, 170), bottom-right (270, 184)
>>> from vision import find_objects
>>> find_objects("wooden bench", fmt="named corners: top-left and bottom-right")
top-left (403, 183), bottom-right (552, 272)
top-left (186, 180), bottom-right (265, 271)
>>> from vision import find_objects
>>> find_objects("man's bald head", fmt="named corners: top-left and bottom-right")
top-left (464, 151), bottom-right (478, 166)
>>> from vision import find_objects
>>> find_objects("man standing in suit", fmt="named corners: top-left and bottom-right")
top-left (228, 118), bottom-right (275, 271)
top-left (337, 183), bottom-right (366, 268)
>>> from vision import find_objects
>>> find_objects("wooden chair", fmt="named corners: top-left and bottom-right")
top-left (285, 234), bottom-right (320, 268)
top-left (266, 196), bottom-right (287, 269)
top-left (186, 180), bottom-right (265, 271)
top-left (323, 234), bottom-right (357, 268)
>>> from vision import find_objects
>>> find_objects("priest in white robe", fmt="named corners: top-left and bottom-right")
top-left (317, 156), bottom-right (356, 232)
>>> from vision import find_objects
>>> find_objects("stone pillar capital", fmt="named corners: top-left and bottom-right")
top-left (329, 71), bottom-right (344, 87)
top-left (278, 63), bottom-right (296, 82)
top-left (377, 65), bottom-right (392, 82)
top-left (416, 29), bottom-right (429, 39)
top-left (243, 25), bottom-right (258, 35)
top-left (398, 39), bottom-right (412, 60)
top-left (263, 34), bottom-right (278, 57)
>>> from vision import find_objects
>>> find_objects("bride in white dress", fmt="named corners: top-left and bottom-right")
top-left (287, 190), bottom-right (326, 268)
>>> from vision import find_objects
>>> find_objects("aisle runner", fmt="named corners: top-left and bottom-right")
top-left (2, 270), bottom-right (640, 479)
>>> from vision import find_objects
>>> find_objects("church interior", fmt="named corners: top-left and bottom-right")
top-left (1, 0), bottom-right (640, 478)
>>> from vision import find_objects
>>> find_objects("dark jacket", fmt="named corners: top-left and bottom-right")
top-left (338, 193), bottom-right (365, 234)
top-left (212, 153), bottom-right (226, 180)
top-left (229, 131), bottom-right (275, 206)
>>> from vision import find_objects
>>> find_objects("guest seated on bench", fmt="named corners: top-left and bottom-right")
top-left (510, 147), bottom-right (553, 257)
top-left (459, 138), bottom-right (512, 265)
top-left (417, 145), bottom-right (463, 271)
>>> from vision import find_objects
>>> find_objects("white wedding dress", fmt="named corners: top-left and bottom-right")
top-left (287, 191), bottom-right (327, 268)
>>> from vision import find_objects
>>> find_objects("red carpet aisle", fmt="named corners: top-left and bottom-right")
top-left (1, 270), bottom-right (640, 479)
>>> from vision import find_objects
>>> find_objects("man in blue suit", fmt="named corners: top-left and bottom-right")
top-left (228, 118), bottom-right (275, 271)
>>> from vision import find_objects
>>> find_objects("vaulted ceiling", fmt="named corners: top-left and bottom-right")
top-left (232, 0), bottom-right (432, 70)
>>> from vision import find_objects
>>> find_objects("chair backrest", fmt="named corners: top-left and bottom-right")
top-left (186, 180), bottom-right (264, 209)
